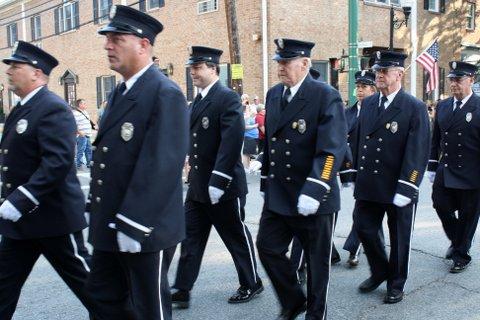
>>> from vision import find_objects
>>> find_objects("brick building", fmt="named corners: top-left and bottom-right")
top-left (0, 0), bottom-right (478, 117)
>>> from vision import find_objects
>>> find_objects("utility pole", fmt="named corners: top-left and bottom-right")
top-left (225, 0), bottom-right (243, 94)
top-left (348, 0), bottom-right (359, 106)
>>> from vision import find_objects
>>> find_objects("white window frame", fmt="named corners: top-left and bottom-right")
top-left (197, 0), bottom-right (219, 15)
top-left (58, 1), bottom-right (77, 33)
top-left (97, 0), bottom-right (111, 23)
top-left (428, 0), bottom-right (440, 13)
top-left (363, 0), bottom-right (401, 7)
top-left (99, 75), bottom-right (116, 104)
top-left (147, 0), bottom-right (163, 10)
top-left (7, 23), bottom-right (17, 47)
top-left (467, 2), bottom-right (476, 30)
top-left (31, 15), bottom-right (41, 41)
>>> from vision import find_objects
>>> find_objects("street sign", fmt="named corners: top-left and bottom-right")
top-left (231, 64), bottom-right (244, 80)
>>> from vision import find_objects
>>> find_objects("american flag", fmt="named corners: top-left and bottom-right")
top-left (416, 40), bottom-right (439, 93)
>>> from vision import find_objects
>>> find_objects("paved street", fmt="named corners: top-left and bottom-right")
top-left (12, 172), bottom-right (480, 320)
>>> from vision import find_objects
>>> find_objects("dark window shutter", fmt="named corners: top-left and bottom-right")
top-left (93, 0), bottom-right (99, 24)
top-left (7, 26), bottom-right (11, 47)
top-left (73, 2), bottom-right (80, 29)
top-left (186, 67), bottom-right (193, 101)
top-left (30, 17), bottom-right (35, 40)
top-left (139, 0), bottom-right (146, 12)
top-left (54, 8), bottom-right (60, 34)
top-left (37, 16), bottom-right (42, 39)
top-left (159, 0), bottom-right (165, 7)
top-left (424, 0), bottom-right (429, 10)
top-left (440, 0), bottom-right (445, 13)
top-left (96, 77), bottom-right (103, 108)
top-left (12, 24), bottom-right (17, 43)
top-left (439, 67), bottom-right (445, 96)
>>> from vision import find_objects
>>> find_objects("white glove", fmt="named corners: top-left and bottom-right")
top-left (249, 160), bottom-right (262, 173)
top-left (0, 200), bottom-right (22, 222)
top-left (208, 186), bottom-right (225, 205)
top-left (117, 231), bottom-right (141, 253)
top-left (260, 191), bottom-right (264, 199)
top-left (297, 194), bottom-right (320, 216)
top-left (427, 171), bottom-right (436, 183)
top-left (393, 193), bottom-right (411, 207)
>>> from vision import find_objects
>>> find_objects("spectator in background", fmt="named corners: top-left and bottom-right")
top-left (241, 93), bottom-right (257, 115)
top-left (72, 99), bottom-right (94, 170)
top-left (242, 104), bottom-right (258, 169)
top-left (255, 104), bottom-right (266, 153)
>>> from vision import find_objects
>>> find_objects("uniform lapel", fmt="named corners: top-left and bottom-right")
top-left (346, 102), bottom-right (359, 133)
top-left (272, 76), bottom-right (311, 134)
top-left (95, 66), bottom-right (156, 142)
top-left (367, 90), bottom-right (403, 135)
top-left (450, 94), bottom-right (478, 128)
top-left (437, 97), bottom-right (454, 131)
top-left (265, 86), bottom-right (283, 140)
top-left (190, 81), bottom-right (219, 128)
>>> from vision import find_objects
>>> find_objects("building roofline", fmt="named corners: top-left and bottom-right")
top-left (0, 0), bottom-right (20, 10)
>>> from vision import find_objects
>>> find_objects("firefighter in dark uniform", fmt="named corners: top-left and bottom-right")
top-left (351, 51), bottom-right (430, 304)
top-left (85, 6), bottom-right (189, 320)
top-left (0, 41), bottom-right (95, 319)
top-left (427, 61), bottom-right (480, 273)
top-left (171, 46), bottom-right (263, 308)
top-left (256, 38), bottom-right (347, 320)
top-left (339, 70), bottom-right (385, 267)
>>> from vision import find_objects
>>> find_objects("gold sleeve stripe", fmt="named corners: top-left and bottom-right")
top-left (321, 156), bottom-right (335, 180)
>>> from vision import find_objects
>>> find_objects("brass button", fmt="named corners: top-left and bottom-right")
top-left (374, 170), bottom-right (378, 174)
top-left (99, 163), bottom-right (106, 169)
top-left (360, 167), bottom-right (364, 170)
top-left (194, 155), bottom-right (198, 159)
top-left (194, 143), bottom-right (198, 148)
top-left (90, 161), bottom-right (94, 166)
top-left (269, 174), bottom-right (275, 178)
top-left (285, 151), bottom-right (291, 156)
top-left (286, 164), bottom-right (291, 168)
top-left (271, 149), bottom-right (275, 154)
top-left (363, 145), bottom-right (367, 149)
top-left (377, 148), bottom-right (381, 152)
top-left (102, 147), bottom-right (109, 152)
top-left (92, 146), bottom-right (97, 151)
top-left (378, 138), bottom-right (383, 142)
top-left (458, 133), bottom-right (462, 136)
top-left (458, 144), bottom-right (462, 147)
top-left (458, 165), bottom-right (462, 168)
top-left (0, 198), bottom-right (4, 203)
top-left (445, 164), bottom-right (448, 167)
top-left (445, 132), bottom-right (448, 135)
top-left (361, 156), bottom-right (365, 160)
top-left (272, 137), bottom-right (277, 142)
top-left (285, 139), bottom-right (290, 144)
top-left (366, 136), bottom-right (370, 139)
top-left (96, 197), bottom-right (101, 203)
top-left (193, 133), bottom-right (197, 137)
top-left (270, 162), bottom-right (275, 166)
top-left (445, 143), bottom-right (448, 146)
top-left (459, 155), bottom-right (462, 158)
top-left (445, 153), bottom-right (448, 157)
top-left (286, 177), bottom-right (291, 181)
top-left (194, 165), bottom-right (198, 169)
top-left (3, 149), bottom-right (7, 154)
top-left (2, 167), bottom-right (8, 172)
top-left (5, 183), bottom-right (11, 188)
top-left (97, 180), bottom-right (103, 186)
top-left (375, 159), bottom-right (379, 163)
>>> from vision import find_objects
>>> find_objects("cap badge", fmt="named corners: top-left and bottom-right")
top-left (297, 119), bottom-right (307, 134)
top-left (390, 121), bottom-right (398, 134)
top-left (121, 122), bottom-right (134, 141)
top-left (202, 117), bottom-right (209, 129)
top-left (376, 51), bottom-right (381, 59)
top-left (16, 119), bottom-right (28, 134)
top-left (31, 60), bottom-right (38, 65)
top-left (452, 62), bottom-right (457, 70)
top-left (361, 70), bottom-right (366, 76)
top-left (466, 112), bottom-right (472, 123)
top-left (109, 5), bottom-right (117, 19)
top-left (278, 38), bottom-right (284, 49)
top-left (137, 29), bottom-right (143, 34)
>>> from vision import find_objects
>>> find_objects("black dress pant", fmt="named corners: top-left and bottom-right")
top-left (343, 207), bottom-right (385, 255)
top-left (173, 197), bottom-right (260, 291)
top-left (0, 231), bottom-right (94, 320)
top-left (256, 210), bottom-right (335, 320)
top-left (87, 247), bottom-right (175, 320)
top-left (432, 184), bottom-right (480, 264)
top-left (354, 200), bottom-right (416, 292)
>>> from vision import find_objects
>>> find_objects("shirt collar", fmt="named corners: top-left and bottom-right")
top-left (122, 63), bottom-right (153, 95)
top-left (454, 91), bottom-right (473, 108)
top-left (284, 71), bottom-right (309, 99)
top-left (379, 87), bottom-right (401, 107)
top-left (20, 86), bottom-right (44, 106)
top-left (200, 79), bottom-right (219, 99)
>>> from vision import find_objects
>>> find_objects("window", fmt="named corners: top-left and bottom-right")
top-left (54, 1), bottom-right (80, 34)
top-left (467, 2), bottom-right (476, 30)
top-left (364, 0), bottom-right (401, 6)
top-left (6, 23), bottom-right (17, 47)
top-left (424, 0), bottom-right (445, 13)
top-left (138, 0), bottom-right (165, 11)
top-left (93, 0), bottom-right (112, 24)
top-left (311, 60), bottom-right (329, 83)
top-left (198, 0), bottom-right (218, 14)
top-left (96, 76), bottom-right (116, 107)
top-left (31, 15), bottom-right (41, 41)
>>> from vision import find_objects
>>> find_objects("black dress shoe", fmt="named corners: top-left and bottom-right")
top-left (445, 245), bottom-right (454, 260)
top-left (358, 276), bottom-right (386, 293)
top-left (228, 280), bottom-right (264, 304)
top-left (276, 302), bottom-right (307, 320)
top-left (331, 254), bottom-right (341, 265)
top-left (384, 289), bottom-right (404, 304)
top-left (347, 253), bottom-right (359, 267)
top-left (450, 260), bottom-right (471, 273)
top-left (171, 289), bottom-right (190, 309)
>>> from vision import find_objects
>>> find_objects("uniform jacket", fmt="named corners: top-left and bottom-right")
top-left (0, 87), bottom-right (86, 239)
top-left (186, 81), bottom-right (247, 203)
top-left (352, 89), bottom-right (430, 204)
top-left (428, 94), bottom-right (480, 189)
top-left (260, 74), bottom-right (347, 216)
top-left (88, 66), bottom-right (189, 252)
top-left (339, 102), bottom-right (360, 183)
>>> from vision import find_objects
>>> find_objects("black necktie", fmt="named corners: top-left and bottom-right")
top-left (281, 87), bottom-right (291, 111)
top-left (118, 82), bottom-right (127, 95)
top-left (191, 93), bottom-right (203, 114)
top-left (378, 96), bottom-right (388, 117)
top-left (453, 100), bottom-right (462, 116)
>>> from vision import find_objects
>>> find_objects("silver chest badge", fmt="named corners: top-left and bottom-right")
top-left (390, 121), bottom-right (398, 133)
top-left (466, 112), bottom-right (472, 123)
top-left (16, 119), bottom-right (28, 134)
top-left (297, 119), bottom-right (306, 134)
top-left (202, 117), bottom-right (209, 129)
top-left (121, 122), bottom-right (134, 141)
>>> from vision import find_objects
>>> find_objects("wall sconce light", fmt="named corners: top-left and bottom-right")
top-left (252, 33), bottom-right (261, 42)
